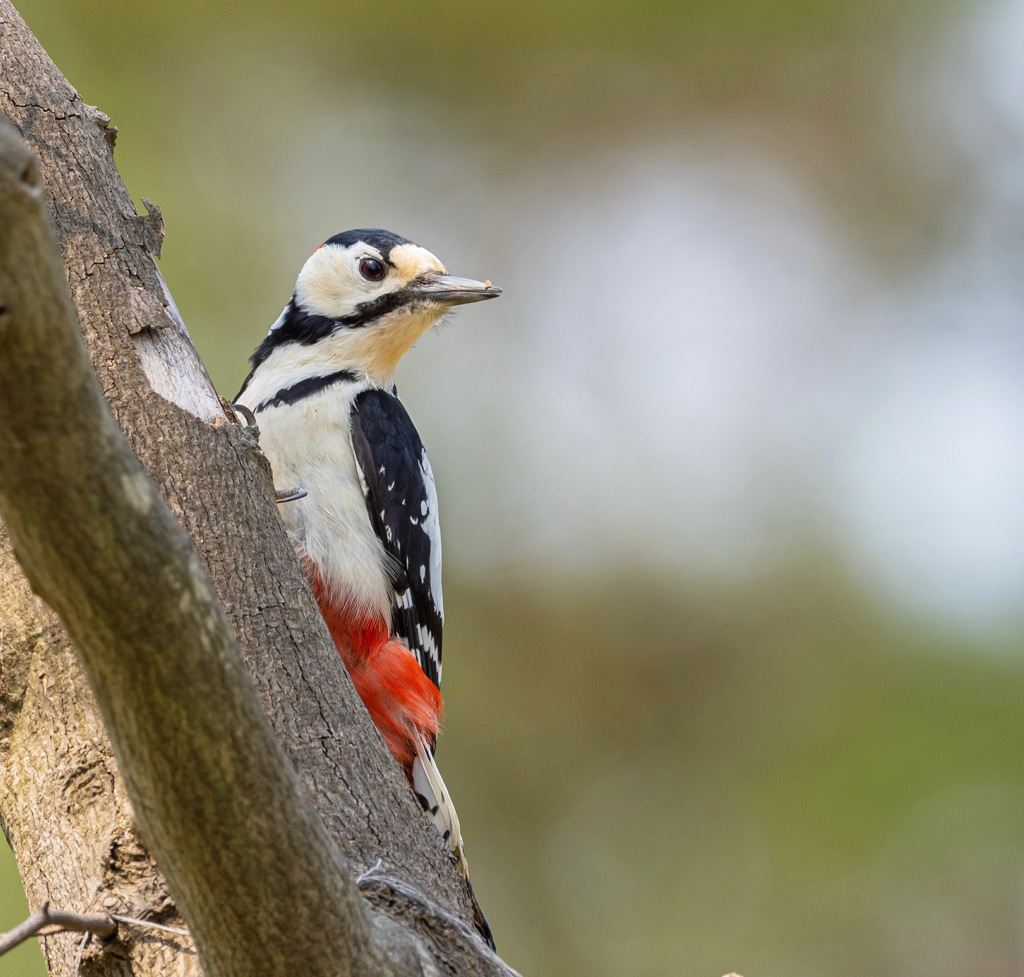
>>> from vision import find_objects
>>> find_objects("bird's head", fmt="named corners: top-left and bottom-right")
top-left (242, 229), bottom-right (501, 392)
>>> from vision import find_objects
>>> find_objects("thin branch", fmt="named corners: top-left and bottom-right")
top-left (0, 904), bottom-right (203, 968)
top-left (73, 932), bottom-right (89, 977)
top-left (110, 915), bottom-right (193, 940)
top-left (0, 902), bottom-right (117, 957)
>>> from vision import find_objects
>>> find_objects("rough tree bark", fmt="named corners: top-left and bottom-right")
top-left (0, 4), bottom-right (514, 976)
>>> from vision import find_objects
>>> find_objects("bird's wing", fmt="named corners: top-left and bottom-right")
top-left (349, 388), bottom-right (443, 689)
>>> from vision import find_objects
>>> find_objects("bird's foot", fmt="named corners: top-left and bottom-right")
top-left (228, 401), bottom-right (259, 439)
top-left (273, 486), bottom-right (307, 503)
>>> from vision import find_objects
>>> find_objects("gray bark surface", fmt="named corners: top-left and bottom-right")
top-left (0, 4), bottom-right (513, 975)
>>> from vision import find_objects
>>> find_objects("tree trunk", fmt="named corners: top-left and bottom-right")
top-left (0, 4), bottom-right (513, 975)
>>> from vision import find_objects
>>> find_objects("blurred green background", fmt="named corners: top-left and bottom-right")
top-left (5, 0), bottom-right (1024, 974)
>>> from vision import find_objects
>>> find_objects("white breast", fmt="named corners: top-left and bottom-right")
top-left (239, 383), bottom-right (394, 621)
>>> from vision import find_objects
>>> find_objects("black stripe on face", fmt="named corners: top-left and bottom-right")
top-left (241, 284), bottom-right (425, 387)
top-left (254, 369), bottom-right (360, 412)
top-left (336, 286), bottom-right (419, 329)
top-left (283, 285), bottom-right (420, 335)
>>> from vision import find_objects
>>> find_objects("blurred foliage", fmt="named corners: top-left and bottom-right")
top-left (0, 841), bottom-right (38, 976)
top-left (15, 0), bottom-right (961, 106)
top-left (439, 561), bottom-right (1024, 975)
top-left (4, 0), bottom-right (1021, 975)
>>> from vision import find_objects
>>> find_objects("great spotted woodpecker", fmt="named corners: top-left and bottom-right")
top-left (233, 229), bottom-right (500, 945)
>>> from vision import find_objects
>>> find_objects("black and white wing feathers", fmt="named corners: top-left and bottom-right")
top-left (349, 389), bottom-right (444, 689)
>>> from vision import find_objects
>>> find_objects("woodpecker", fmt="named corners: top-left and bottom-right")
top-left (233, 228), bottom-right (500, 945)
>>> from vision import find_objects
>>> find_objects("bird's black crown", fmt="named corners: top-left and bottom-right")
top-left (322, 228), bottom-right (414, 259)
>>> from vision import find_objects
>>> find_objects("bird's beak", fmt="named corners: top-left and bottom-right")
top-left (415, 274), bottom-right (502, 306)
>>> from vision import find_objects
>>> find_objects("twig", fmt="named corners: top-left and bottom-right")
top-left (111, 914), bottom-right (192, 939)
top-left (0, 901), bottom-right (117, 957)
top-left (73, 932), bottom-right (89, 977)
top-left (0, 903), bottom-right (195, 972)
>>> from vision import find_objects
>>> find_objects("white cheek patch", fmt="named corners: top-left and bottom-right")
top-left (295, 244), bottom-right (383, 319)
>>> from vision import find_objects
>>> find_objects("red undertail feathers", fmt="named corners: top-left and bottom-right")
top-left (306, 560), bottom-right (442, 774)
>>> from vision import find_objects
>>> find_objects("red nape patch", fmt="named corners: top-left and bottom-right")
top-left (305, 560), bottom-right (442, 777)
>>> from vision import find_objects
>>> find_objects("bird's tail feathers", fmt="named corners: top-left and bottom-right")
top-left (411, 738), bottom-right (495, 949)
top-left (412, 737), bottom-right (467, 874)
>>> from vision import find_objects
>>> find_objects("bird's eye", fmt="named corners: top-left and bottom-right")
top-left (359, 257), bottom-right (385, 281)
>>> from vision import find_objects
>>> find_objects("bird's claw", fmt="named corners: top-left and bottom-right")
top-left (275, 487), bottom-right (308, 504)
top-left (229, 402), bottom-right (259, 440)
